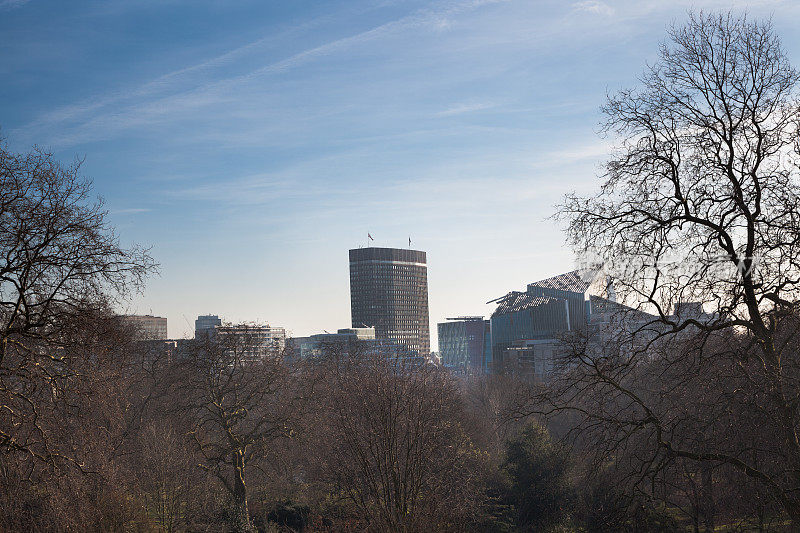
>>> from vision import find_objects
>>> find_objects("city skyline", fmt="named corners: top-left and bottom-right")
top-left (3, 0), bottom-right (800, 348)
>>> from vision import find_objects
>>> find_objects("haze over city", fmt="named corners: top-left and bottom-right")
top-left (3, 0), bottom-right (800, 347)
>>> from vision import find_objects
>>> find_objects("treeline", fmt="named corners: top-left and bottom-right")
top-left (1, 320), bottom-right (791, 532)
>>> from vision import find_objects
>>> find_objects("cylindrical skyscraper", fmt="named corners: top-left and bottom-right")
top-left (349, 247), bottom-right (430, 355)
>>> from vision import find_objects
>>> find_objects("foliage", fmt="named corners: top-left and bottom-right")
top-left (499, 423), bottom-right (575, 532)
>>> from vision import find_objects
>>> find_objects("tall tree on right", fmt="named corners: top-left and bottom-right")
top-left (554, 12), bottom-right (800, 524)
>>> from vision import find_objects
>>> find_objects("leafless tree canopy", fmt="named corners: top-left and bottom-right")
top-left (314, 349), bottom-right (486, 532)
top-left (564, 12), bottom-right (800, 324)
top-left (6, 11), bottom-right (800, 532)
top-left (553, 12), bottom-right (800, 524)
top-left (0, 142), bottom-right (154, 465)
top-left (174, 330), bottom-right (306, 533)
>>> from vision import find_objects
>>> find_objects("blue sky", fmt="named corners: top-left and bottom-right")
top-left (2, 0), bottom-right (799, 345)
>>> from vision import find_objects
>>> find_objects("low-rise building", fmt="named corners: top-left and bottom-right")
top-left (290, 327), bottom-right (376, 358)
top-left (437, 316), bottom-right (490, 373)
top-left (204, 323), bottom-right (287, 360)
top-left (289, 327), bottom-right (427, 362)
top-left (195, 314), bottom-right (222, 338)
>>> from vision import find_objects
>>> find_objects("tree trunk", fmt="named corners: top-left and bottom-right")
top-left (700, 466), bottom-right (714, 532)
top-left (232, 451), bottom-right (252, 533)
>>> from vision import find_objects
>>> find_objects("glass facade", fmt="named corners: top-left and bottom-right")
top-left (437, 317), bottom-right (489, 372)
top-left (195, 314), bottom-right (222, 338)
top-left (349, 247), bottom-right (430, 355)
top-left (488, 270), bottom-right (612, 373)
top-left (490, 296), bottom-right (570, 366)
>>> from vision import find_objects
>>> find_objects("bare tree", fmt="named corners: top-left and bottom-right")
top-left (552, 12), bottom-right (800, 523)
top-left (174, 327), bottom-right (304, 532)
top-left (0, 141), bottom-right (153, 468)
top-left (0, 309), bottom-right (137, 530)
top-left (133, 420), bottom-right (200, 532)
top-left (315, 346), bottom-right (487, 532)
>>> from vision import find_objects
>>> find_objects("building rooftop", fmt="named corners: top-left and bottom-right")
top-left (491, 292), bottom-right (562, 316)
top-left (349, 247), bottom-right (426, 263)
top-left (527, 270), bottom-right (593, 294)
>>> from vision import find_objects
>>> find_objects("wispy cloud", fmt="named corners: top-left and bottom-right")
top-left (435, 101), bottom-right (498, 117)
top-left (0, 0), bottom-right (30, 10)
top-left (548, 140), bottom-right (613, 161)
top-left (14, 0), bottom-right (509, 148)
top-left (165, 172), bottom-right (305, 206)
top-left (17, 16), bottom-right (326, 138)
top-left (571, 1), bottom-right (614, 17)
top-left (111, 207), bottom-right (152, 215)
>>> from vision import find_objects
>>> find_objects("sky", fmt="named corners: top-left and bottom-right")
top-left (2, 0), bottom-right (800, 347)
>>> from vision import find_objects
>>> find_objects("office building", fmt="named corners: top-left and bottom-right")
top-left (488, 270), bottom-right (706, 377)
top-left (437, 316), bottom-right (490, 373)
top-left (349, 247), bottom-right (430, 355)
top-left (195, 314), bottom-right (222, 338)
top-left (488, 270), bottom-right (614, 376)
top-left (210, 323), bottom-right (287, 359)
top-left (290, 327), bottom-right (376, 359)
top-left (119, 314), bottom-right (168, 341)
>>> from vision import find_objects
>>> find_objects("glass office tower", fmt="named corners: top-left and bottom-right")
top-left (349, 247), bottom-right (430, 355)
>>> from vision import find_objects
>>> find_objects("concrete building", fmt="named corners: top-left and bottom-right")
top-left (349, 247), bottom-right (430, 355)
top-left (290, 327), bottom-right (377, 359)
top-left (289, 326), bottom-right (429, 363)
top-left (437, 316), bottom-right (490, 373)
top-left (210, 323), bottom-right (287, 359)
top-left (119, 314), bottom-right (168, 340)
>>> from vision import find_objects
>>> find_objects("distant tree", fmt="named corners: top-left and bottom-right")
top-left (174, 329), bottom-right (304, 533)
top-left (551, 12), bottom-right (800, 524)
top-left (461, 373), bottom-right (536, 456)
top-left (0, 141), bottom-right (153, 466)
top-left (500, 424), bottom-right (575, 532)
top-left (0, 306), bottom-right (161, 531)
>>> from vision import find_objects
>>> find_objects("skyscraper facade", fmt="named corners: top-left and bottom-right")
top-left (349, 247), bottom-right (430, 355)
